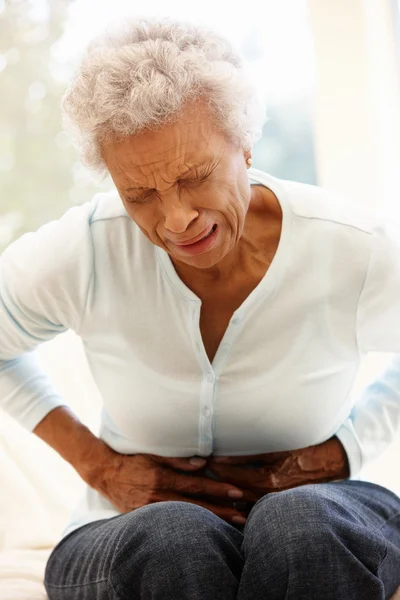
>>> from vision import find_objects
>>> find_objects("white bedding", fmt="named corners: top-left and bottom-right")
top-left (0, 412), bottom-right (71, 600)
top-left (0, 333), bottom-right (100, 600)
top-left (0, 549), bottom-right (51, 600)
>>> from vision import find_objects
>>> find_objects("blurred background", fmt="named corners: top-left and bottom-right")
top-left (0, 0), bottom-right (317, 249)
top-left (0, 0), bottom-right (400, 549)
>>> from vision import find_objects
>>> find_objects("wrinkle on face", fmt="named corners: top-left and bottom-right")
top-left (101, 100), bottom-right (268, 283)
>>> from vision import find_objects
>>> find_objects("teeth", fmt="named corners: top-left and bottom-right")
top-left (201, 225), bottom-right (216, 241)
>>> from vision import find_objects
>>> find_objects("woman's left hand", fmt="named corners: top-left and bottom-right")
top-left (206, 436), bottom-right (350, 501)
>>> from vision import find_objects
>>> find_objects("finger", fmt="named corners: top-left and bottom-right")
top-left (150, 455), bottom-right (208, 471)
top-left (211, 452), bottom-right (291, 465)
top-left (161, 468), bottom-right (244, 500)
top-left (211, 454), bottom-right (264, 464)
top-left (154, 491), bottom-right (248, 525)
top-left (206, 463), bottom-right (267, 495)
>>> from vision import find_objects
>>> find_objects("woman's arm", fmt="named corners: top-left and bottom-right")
top-left (0, 201), bottom-right (95, 430)
top-left (33, 405), bottom-right (251, 524)
top-left (33, 405), bottom-right (109, 485)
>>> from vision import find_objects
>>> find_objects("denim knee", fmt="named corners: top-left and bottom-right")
top-left (109, 501), bottom-right (242, 598)
top-left (243, 484), bottom-right (342, 556)
top-left (125, 500), bottom-right (224, 537)
top-left (111, 501), bottom-right (229, 569)
top-left (244, 483), bottom-right (387, 566)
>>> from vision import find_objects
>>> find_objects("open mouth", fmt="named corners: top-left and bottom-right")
top-left (176, 224), bottom-right (217, 246)
top-left (174, 223), bottom-right (219, 255)
top-left (199, 224), bottom-right (217, 242)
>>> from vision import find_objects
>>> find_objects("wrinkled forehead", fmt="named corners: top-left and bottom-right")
top-left (101, 107), bottom-right (234, 188)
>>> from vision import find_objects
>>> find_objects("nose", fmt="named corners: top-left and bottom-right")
top-left (163, 197), bottom-right (199, 234)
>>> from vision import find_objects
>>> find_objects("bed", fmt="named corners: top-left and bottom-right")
top-left (0, 549), bottom-right (51, 600)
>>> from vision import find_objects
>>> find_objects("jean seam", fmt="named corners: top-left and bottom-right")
top-left (108, 505), bottom-right (185, 599)
top-left (109, 575), bottom-right (121, 600)
top-left (377, 545), bottom-right (388, 572)
top-left (45, 517), bottom-right (133, 592)
top-left (379, 511), bottom-right (400, 532)
top-left (282, 539), bottom-right (290, 600)
top-left (376, 511), bottom-right (400, 573)
top-left (45, 578), bottom-right (108, 589)
top-left (109, 514), bottom-right (141, 571)
top-left (108, 512), bottom-right (148, 599)
top-left (374, 512), bottom-right (400, 573)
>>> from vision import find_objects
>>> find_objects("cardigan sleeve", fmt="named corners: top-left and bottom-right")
top-left (335, 220), bottom-right (400, 478)
top-left (0, 200), bottom-right (95, 430)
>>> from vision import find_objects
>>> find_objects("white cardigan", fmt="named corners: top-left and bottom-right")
top-left (1, 168), bottom-right (399, 538)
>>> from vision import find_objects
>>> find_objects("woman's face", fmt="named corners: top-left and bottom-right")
top-left (101, 101), bottom-right (252, 271)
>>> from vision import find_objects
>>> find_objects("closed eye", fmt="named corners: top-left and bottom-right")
top-left (126, 174), bottom-right (210, 204)
top-left (125, 191), bottom-right (153, 204)
top-left (179, 174), bottom-right (209, 186)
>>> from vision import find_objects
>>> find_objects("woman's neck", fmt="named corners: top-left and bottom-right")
top-left (170, 185), bottom-right (282, 293)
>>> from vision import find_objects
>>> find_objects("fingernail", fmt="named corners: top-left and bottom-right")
top-left (228, 490), bottom-right (243, 498)
top-left (190, 458), bottom-right (206, 466)
top-left (232, 516), bottom-right (247, 524)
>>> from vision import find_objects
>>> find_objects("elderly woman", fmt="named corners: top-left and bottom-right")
top-left (1, 15), bottom-right (400, 600)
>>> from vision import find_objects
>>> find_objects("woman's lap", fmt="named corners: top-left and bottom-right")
top-left (44, 480), bottom-right (400, 600)
top-left (44, 502), bottom-right (245, 600)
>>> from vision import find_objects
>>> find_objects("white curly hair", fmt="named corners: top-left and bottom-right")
top-left (62, 15), bottom-right (267, 177)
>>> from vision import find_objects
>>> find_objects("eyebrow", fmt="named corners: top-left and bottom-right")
top-left (124, 161), bottom-right (211, 192)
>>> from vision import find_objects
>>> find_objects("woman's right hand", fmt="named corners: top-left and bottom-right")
top-left (86, 445), bottom-right (255, 525)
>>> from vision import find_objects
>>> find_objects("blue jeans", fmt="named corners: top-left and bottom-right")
top-left (44, 480), bottom-right (400, 599)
